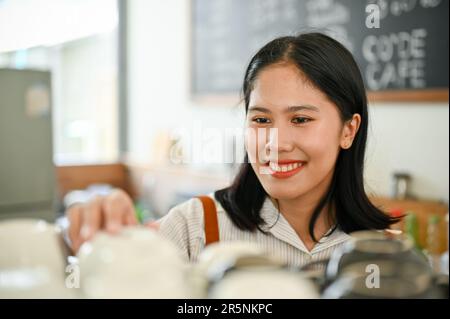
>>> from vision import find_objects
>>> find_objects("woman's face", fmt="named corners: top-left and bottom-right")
top-left (245, 63), bottom-right (355, 201)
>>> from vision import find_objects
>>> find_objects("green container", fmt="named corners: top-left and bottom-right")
top-left (427, 215), bottom-right (441, 255)
top-left (404, 212), bottom-right (421, 250)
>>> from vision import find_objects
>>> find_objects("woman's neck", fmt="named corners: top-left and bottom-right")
top-left (275, 198), bottom-right (332, 252)
top-left (272, 175), bottom-right (335, 251)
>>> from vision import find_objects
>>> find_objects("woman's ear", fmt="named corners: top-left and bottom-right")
top-left (340, 114), bottom-right (361, 149)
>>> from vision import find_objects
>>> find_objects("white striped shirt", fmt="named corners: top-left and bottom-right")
top-left (158, 194), bottom-right (352, 267)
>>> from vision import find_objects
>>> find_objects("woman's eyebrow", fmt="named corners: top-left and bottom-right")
top-left (286, 105), bottom-right (320, 112)
top-left (248, 105), bottom-right (319, 113)
top-left (248, 106), bottom-right (271, 113)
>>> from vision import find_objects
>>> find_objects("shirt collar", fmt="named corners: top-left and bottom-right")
top-left (259, 197), bottom-right (351, 255)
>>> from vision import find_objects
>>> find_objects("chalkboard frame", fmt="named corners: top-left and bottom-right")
top-left (367, 89), bottom-right (448, 102)
top-left (190, 88), bottom-right (449, 105)
top-left (189, 0), bottom-right (449, 104)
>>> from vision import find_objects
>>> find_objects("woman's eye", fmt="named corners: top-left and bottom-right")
top-left (252, 117), bottom-right (271, 124)
top-left (292, 117), bottom-right (311, 124)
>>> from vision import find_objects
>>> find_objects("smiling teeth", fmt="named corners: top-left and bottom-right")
top-left (269, 162), bottom-right (302, 172)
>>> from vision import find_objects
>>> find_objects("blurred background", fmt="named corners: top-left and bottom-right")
top-left (0, 0), bottom-right (448, 255)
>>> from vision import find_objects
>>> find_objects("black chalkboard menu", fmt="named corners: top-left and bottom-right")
top-left (192, 0), bottom-right (449, 102)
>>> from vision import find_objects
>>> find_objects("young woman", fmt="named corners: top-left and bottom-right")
top-left (66, 32), bottom-right (397, 267)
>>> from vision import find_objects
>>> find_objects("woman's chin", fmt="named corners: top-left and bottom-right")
top-left (262, 185), bottom-right (305, 201)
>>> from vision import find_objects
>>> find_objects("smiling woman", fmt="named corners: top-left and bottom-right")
top-left (66, 32), bottom-right (399, 267)
top-left (214, 33), bottom-right (398, 252)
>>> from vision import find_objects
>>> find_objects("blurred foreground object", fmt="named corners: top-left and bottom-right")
top-left (322, 230), bottom-right (448, 298)
top-left (77, 227), bottom-right (191, 298)
top-left (192, 242), bottom-right (320, 299)
top-left (0, 219), bottom-right (74, 298)
top-left (2, 222), bottom-right (447, 298)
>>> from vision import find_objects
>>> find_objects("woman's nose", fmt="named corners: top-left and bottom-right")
top-left (265, 127), bottom-right (295, 154)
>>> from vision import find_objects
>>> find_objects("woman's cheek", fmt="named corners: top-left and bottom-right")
top-left (304, 139), bottom-right (340, 176)
top-left (245, 126), bottom-right (268, 165)
top-left (244, 129), bottom-right (256, 163)
top-left (301, 124), bottom-right (340, 154)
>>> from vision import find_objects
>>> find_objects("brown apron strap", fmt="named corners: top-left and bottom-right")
top-left (197, 195), bottom-right (219, 246)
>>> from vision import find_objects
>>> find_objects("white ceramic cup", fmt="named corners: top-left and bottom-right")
top-left (193, 241), bottom-right (319, 299)
top-left (77, 226), bottom-right (191, 298)
top-left (0, 219), bottom-right (67, 274)
top-left (0, 218), bottom-right (73, 298)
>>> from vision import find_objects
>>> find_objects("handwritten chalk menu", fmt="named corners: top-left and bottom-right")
top-left (192, 0), bottom-right (449, 100)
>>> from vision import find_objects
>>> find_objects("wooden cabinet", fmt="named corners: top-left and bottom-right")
top-left (56, 163), bottom-right (136, 199)
top-left (371, 197), bottom-right (448, 253)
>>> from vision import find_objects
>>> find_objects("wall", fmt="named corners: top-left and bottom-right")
top-left (127, 0), bottom-right (449, 203)
top-left (55, 33), bottom-right (119, 164)
top-left (366, 102), bottom-right (448, 201)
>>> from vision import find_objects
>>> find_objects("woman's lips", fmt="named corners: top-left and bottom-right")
top-left (264, 160), bottom-right (306, 179)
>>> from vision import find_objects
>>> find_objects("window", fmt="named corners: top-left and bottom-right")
top-left (0, 0), bottom-right (119, 164)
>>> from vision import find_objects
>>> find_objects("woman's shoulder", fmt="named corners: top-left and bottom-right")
top-left (158, 193), bottom-right (226, 230)
top-left (157, 193), bottom-right (224, 261)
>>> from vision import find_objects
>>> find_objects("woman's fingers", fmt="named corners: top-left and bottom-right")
top-left (65, 189), bottom-right (140, 253)
top-left (80, 196), bottom-right (103, 241)
top-left (101, 189), bottom-right (135, 233)
top-left (67, 204), bottom-right (83, 252)
top-left (145, 220), bottom-right (160, 230)
top-left (125, 209), bottom-right (138, 226)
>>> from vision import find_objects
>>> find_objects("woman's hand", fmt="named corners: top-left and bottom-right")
top-left (65, 189), bottom-right (138, 254)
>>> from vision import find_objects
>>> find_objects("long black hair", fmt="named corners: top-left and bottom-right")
top-left (214, 32), bottom-right (398, 240)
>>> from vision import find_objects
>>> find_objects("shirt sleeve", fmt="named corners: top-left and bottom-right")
top-left (157, 197), bottom-right (206, 263)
